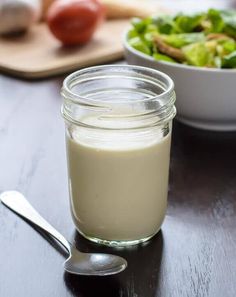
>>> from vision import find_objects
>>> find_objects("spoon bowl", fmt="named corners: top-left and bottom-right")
top-left (64, 246), bottom-right (127, 276)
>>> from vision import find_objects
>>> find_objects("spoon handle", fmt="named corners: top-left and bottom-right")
top-left (0, 191), bottom-right (71, 253)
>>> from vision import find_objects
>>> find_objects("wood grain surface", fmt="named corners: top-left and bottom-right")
top-left (0, 20), bottom-right (129, 79)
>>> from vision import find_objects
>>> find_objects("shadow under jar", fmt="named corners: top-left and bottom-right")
top-left (61, 65), bottom-right (176, 246)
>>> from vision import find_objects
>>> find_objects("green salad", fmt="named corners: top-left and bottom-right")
top-left (128, 9), bottom-right (236, 68)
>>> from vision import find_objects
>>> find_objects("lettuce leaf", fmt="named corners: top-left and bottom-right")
top-left (131, 18), bottom-right (151, 34)
top-left (129, 37), bottom-right (151, 55)
top-left (220, 10), bottom-right (236, 38)
top-left (182, 42), bottom-right (212, 67)
top-left (153, 53), bottom-right (177, 63)
top-left (222, 51), bottom-right (236, 68)
top-left (152, 15), bottom-right (177, 34)
top-left (220, 39), bottom-right (236, 54)
top-left (207, 9), bottom-right (225, 33)
top-left (162, 33), bottom-right (205, 48)
top-left (207, 9), bottom-right (236, 37)
top-left (174, 13), bottom-right (204, 33)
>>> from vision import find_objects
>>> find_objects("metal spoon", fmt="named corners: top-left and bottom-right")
top-left (0, 191), bottom-right (127, 276)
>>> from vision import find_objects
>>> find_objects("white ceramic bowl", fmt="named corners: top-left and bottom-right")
top-left (123, 31), bottom-right (236, 131)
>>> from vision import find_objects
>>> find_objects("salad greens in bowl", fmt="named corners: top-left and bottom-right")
top-left (124, 9), bottom-right (236, 131)
top-left (127, 9), bottom-right (236, 69)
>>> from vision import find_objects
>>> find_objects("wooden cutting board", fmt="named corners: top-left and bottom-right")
top-left (0, 19), bottom-right (130, 79)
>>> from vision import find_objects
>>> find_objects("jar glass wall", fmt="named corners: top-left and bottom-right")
top-left (61, 65), bottom-right (176, 246)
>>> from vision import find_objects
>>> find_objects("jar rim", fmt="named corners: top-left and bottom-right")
top-left (61, 64), bottom-right (175, 106)
top-left (61, 65), bottom-right (176, 129)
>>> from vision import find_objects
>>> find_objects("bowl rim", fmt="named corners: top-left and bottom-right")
top-left (123, 29), bottom-right (236, 74)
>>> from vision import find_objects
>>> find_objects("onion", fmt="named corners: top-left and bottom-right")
top-left (0, 0), bottom-right (41, 35)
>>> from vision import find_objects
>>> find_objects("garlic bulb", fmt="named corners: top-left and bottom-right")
top-left (0, 0), bottom-right (41, 35)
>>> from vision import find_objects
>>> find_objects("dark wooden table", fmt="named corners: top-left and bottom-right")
top-left (1, 1), bottom-right (236, 296)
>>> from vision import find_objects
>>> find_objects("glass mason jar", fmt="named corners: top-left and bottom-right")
top-left (61, 65), bottom-right (176, 246)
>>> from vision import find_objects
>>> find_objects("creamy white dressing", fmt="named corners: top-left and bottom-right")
top-left (66, 120), bottom-right (171, 242)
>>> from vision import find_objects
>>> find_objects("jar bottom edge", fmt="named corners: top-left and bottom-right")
top-left (74, 227), bottom-right (162, 247)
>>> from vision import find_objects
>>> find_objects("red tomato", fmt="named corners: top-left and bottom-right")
top-left (46, 0), bottom-right (105, 45)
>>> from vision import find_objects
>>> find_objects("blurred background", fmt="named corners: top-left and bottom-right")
top-left (155, 0), bottom-right (235, 12)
